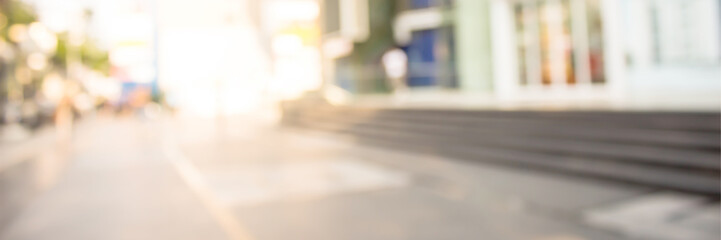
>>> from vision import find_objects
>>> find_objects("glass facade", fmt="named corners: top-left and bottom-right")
top-left (648, 0), bottom-right (720, 64)
top-left (321, 0), bottom-right (720, 101)
top-left (401, 0), bottom-right (458, 88)
top-left (513, 0), bottom-right (605, 87)
top-left (404, 27), bottom-right (457, 88)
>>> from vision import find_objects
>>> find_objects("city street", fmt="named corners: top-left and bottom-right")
top-left (0, 0), bottom-right (719, 239)
top-left (1, 114), bottom-right (718, 240)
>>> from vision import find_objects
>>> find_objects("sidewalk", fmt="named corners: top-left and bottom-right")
top-left (0, 124), bottom-right (66, 235)
top-left (2, 115), bottom-right (718, 240)
top-left (1, 117), bottom-right (229, 240)
top-left (173, 115), bottom-right (719, 240)
top-left (0, 125), bottom-right (56, 172)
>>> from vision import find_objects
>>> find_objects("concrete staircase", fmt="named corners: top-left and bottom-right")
top-left (281, 102), bottom-right (720, 196)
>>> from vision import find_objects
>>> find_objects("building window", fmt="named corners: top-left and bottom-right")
top-left (401, 0), bottom-right (454, 10)
top-left (649, 0), bottom-right (721, 65)
top-left (513, 0), bottom-right (605, 86)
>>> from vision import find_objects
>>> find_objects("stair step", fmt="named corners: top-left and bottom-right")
top-left (306, 107), bottom-right (720, 149)
top-left (281, 105), bottom-right (721, 196)
top-left (288, 117), bottom-right (719, 195)
top-left (293, 113), bottom-right (719, 170)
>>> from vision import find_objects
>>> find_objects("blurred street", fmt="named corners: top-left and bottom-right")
top-left (1, 113), bottom-right (718, 240)
top-left (1, 0), bottom-right (720, 239)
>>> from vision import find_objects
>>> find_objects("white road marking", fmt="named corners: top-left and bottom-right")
top-left (203, 159), bottom-right (410, 207)
top-left (162, 138), bottom-right (256, 240)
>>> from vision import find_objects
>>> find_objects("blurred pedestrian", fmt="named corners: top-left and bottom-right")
top-left (382, 48), bottom-right (408, 94)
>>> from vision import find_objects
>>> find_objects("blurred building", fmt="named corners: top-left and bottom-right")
top-left (285, 0), bottom-right (721, 201)
top-left (319, 0), bottom-right (721, 109)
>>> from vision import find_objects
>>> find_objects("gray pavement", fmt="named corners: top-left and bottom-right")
top-left (0, 115), bottom-right (718, 240)
top-left (1, 118), bottom-right (228, 240)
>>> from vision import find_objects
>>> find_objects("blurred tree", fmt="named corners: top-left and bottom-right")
top-left (80, 40), bottom-right (110, 75)
top-left (51, 33), bottom-right (68, 68)
top-left (0, 0), bottom-right (38, 121)
top-left (51, 33), bottom-right (110, 75)
top-left (0, 0), bottom-right (109, 126)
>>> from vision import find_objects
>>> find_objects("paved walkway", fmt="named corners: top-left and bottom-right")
top-left (1, 118), bottom-right (228, 240)
top-left (1, 115), bottom-right (718, 240)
